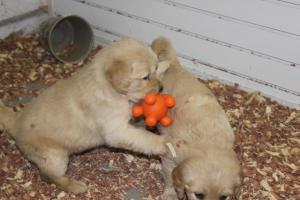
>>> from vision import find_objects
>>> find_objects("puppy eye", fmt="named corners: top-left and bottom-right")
top-left (143, 74), bottom-right (150, 80)
top-left (219, 195), bottom-right (228, 200)
top-left (195, 193), bottom-right (205, 199)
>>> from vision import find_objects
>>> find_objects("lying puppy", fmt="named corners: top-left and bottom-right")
top-left (151, 37), bottom-right (241, 200)
top-left (0, 38), bottom-right (166, 194)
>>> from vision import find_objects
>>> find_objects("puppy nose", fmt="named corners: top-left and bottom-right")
top-left (159, 85), bottom-right (164, 93)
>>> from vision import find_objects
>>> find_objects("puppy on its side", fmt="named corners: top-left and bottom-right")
top-left (0, 38), bottom-right (166, 194)
top-left (151, 37), bottom-right (241, 200)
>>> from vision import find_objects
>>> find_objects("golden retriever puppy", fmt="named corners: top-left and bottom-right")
top-left (0, 38), bottom-right (167, 194)
top-left (151, 37), bottom-right (241, 200)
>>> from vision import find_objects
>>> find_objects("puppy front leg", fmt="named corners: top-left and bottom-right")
top-left (106, 126), bottom-right (166, 155)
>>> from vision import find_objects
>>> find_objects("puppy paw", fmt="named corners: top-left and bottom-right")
top-left (159, 144), bottom-right (168, 156)
top-left (65, 179), bottom-right (88, 194)
top-left (156, 140), bottom-right (170, 156)
top-left (145, 135), bottom-right (167, 155)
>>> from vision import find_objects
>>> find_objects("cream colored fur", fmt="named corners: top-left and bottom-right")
top-left (0, 38), bottom-right (167, 194)
top-left (151, 37), bottom-right (241, 200)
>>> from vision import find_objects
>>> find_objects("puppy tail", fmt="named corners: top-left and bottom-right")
top-left (151, 36), bottom-right (180, 65)
top-left (0, 101), bottom-right (17, 138)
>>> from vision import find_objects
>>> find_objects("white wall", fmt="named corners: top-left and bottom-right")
top-left (0, 0), bottom-right (46, 20)
top-left (51, 0), bottom-right (300, 108)
top-left (0, 0), bottom-right (48, 38)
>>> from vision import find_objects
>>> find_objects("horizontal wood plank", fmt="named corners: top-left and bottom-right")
top-left (174, 0), bottom-right (300, 35)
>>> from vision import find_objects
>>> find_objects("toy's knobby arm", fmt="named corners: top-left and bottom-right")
top-left (132, 106), bottom-right (143, 117)
top-left (164, 95), bottom-right (176, 108)
top-left (144, 93), bottom-right (157, 105)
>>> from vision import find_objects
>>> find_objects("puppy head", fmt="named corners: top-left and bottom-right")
top-left (172, 152), bottom-right (241, 200)
top-left (105, 38), bottom-right (162, 102)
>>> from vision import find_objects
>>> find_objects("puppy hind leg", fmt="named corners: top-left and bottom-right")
top-left (107, 126), bottom-right (166, 155)
top-left (33, 149), bottom-right (87, 194)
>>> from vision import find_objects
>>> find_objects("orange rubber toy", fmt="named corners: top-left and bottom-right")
top-left (132, 93), bottom-right (176, 127)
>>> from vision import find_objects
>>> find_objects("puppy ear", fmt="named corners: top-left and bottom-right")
top-left (156, 60), bottom-right (171, 79)
top-left (172, 164), bottom-right (184, 187)
top-left (172, 164), bottom-right (186, 199)
top-left (151, 37), bottom-right (171, 61)
top-left (151, 36), bottom-right (177, 62)
top-left (105, 59), bottom-right (130, 94)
